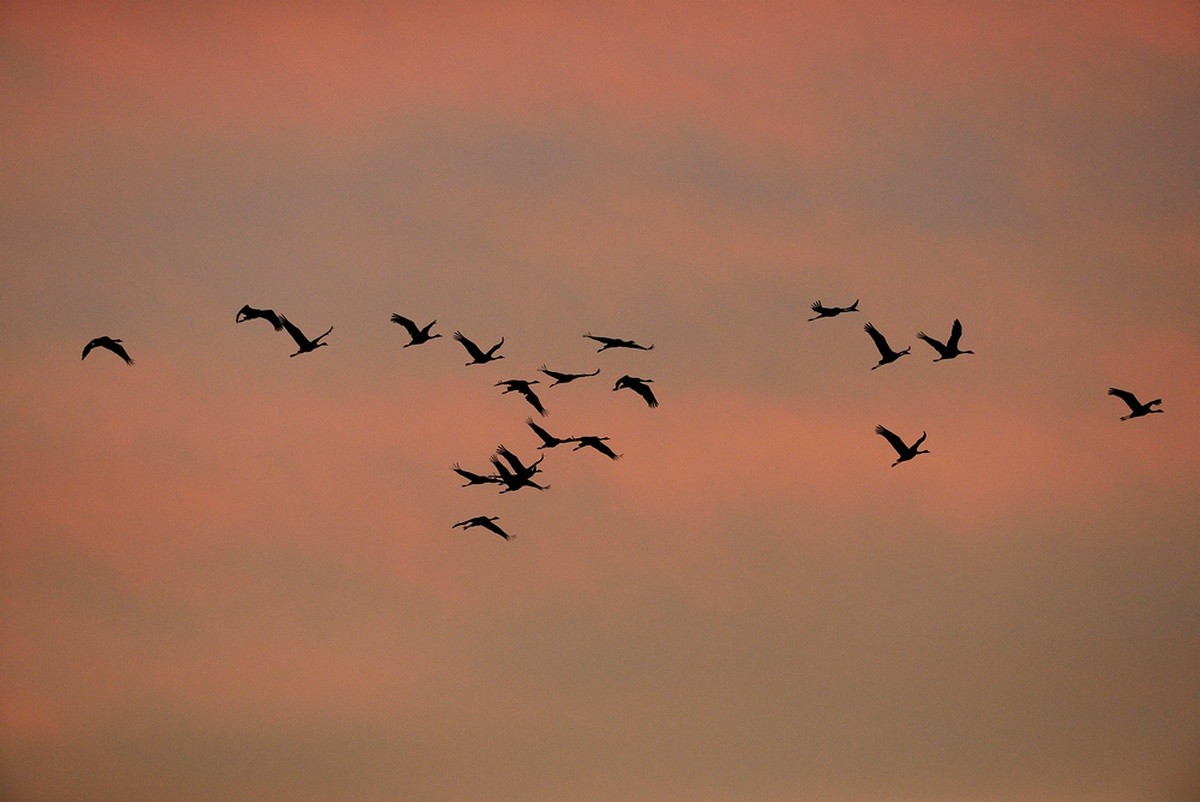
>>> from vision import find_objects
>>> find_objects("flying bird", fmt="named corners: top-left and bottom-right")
top-left (491, 446), bottom-right (548, 493)
top-left (875, 425), bottom-right (929, 467)
top-left (235, 304), bottom-right (284, 331)
top-left (81, 336), bottom-right (133, 365)
top-left (917, 319), bottom-right (974, 361)
top-left (864, 322), bottom-right (911, 370)
top-left (538, 365), bottom-right (600, 386)
top-left (808, 299), bottom-right (859, 321)
top-left (390, 313), bottom-right (441, 346)
top-left (526, 418), bottom-right (568, 449)
top-left (613, 375), bottom-right (658, 408)
top-left (566, 435), bottom-right (622, 460)
top-left (453, 331), bottom-right (505, 365)
top-left (583, 332), bottom-right (654, 352)
top-left (452, 463), bottom-right (502, 487)
top-left (1107, 387), bottom-right (1164, 421)
top-left (452, 516), bottom-right (514, 541)
top-left (280, 316), bottom-right (333, 357)
top-left (496, 379), bottom-right (548, 416)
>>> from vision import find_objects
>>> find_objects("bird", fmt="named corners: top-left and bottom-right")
top-left (917, 319), bottom-right (974, 361)
top-left (235, 304), bottom-right (284, 331)
top-left (1107, 387), bottom-right (1164, 421)
top-left (81, 336), bottom-right (133, 365)
top-left (538, 365), bottom-right (600, 386)
top-left (452, 463), bottom-right (502, 487)
top-left (495, 379), bottom-right (548, 416)
top-left (613, 375), bottom-right (658, 408)
top-left (280, 316), bottom-right (333, 357)
top-left (808, 299), bottom-right (859, 321)
top-left (453, 331), bottom-right (505, 365)
top-left (583, 332), bottom-right (654, 352)
top-left (864, 322), bottom-right (910, 370)
top-left (526, 418), bottom-right (568, 449)
top-left (491, 446), bottom-right (548, 493)
top-left (566, 435), bottom-right (622, 460)
top-left (452, 516), bottom-right (514, 541)
top-left (875, 425), bottom-right (929, 467)
top-left (390, 313), bottom-right (441, 346)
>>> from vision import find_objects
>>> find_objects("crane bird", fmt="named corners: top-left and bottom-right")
top-left (495, 379), bottom-right (548, 417)
top-left (235, 305), bottom-right (284, 331)
top-left (280, 316), bottom-right (333, 357)
top-left (808, 299), bottom-right (859, 321)
top-left (1107, 387), bottom-right (1163, 421)
top-left (453, 331), bottom-right (505, 365)
top-left (538, 365), bottom-right (600, 386)
top-left (875, 425), bottom-right (929, 467)
top-left (491, 446), bottom-right (548, 493)
top-left (81, 336), bottom-right (133, 365)
top-left (864, 322), bottom-right (910, 370)
top-left (614, 375), bottom-right (658, 408)
top-left (526, 418), bottom-right (568, 449)
top-left (390, 313), bottom-right (441, 346)
top-left (583, 332), bottom-right (654, 352)
top-left (452, 516), bottom-right (514, 541)
top-left (565, 435), bottom-right (622, 460)
top-left (452, 463), bottom-right (502, 487)
top-left (917, 319), bottom-right (974, 361)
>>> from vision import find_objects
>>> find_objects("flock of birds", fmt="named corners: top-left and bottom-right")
top-left (805, 298), bottom-right (1164, 467)
top-left (82, 304), bottom-right (659, 543)
top-left (79, 298), bottom-right (1165, 539)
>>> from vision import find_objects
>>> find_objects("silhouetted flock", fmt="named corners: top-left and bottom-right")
top-left (81, 298), bottom-right (1163, 541)
top-left (84, 307), bottom-right (658, 543)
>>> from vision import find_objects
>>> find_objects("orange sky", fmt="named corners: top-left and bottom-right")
top-left (2, 3), bottom-right (1199, 800)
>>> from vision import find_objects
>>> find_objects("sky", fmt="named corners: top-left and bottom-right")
top-left (2, 2), bottom-right (1199, 800)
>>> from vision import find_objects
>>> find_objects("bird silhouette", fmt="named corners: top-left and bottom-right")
top-left (453, 331), bottom-right (505, 365)
top-left (1108, 387), bottom-right (1164, 420)
top-left (864, 322), bottom-right (910, 369)
top-left (452, 515), bottom-right (514, 541)
top-left (496, 379), bottom-right (548, 416)
top-left (452, 463), bottom-right (502, 487)
top-left (280, 316), bottom-right (333, 357)
top-left (875, 425), bottom-right (929, 467)
top-left (235, 305), bottom-right (284, 331)
top-left (390, 313), bottom-right (441, 346)
top-left (808, 299), bottom-right (859, 321)
top-left (538, 365), bottom-right (600, 386)
top-left (526, 418), bottom-right (568, 449)
top-left (583, 333), bottom-right (654, 352)
top-left (613, 375), bottom-right (658, 408)
top-left (917, 319), bottom-right (974, 361)
top-left (565, 435), bottom-right (622, 460)
top-left (491, 446), bottom-right (548, 493)
top-left (81, 336), bottom-right (133, 365)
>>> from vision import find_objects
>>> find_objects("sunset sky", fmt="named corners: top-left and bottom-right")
top-left (2, 3), bottom-right (1199, 800)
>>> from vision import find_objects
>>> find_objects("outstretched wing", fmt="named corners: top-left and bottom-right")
top-left (620, 378), bottom-right (658, 408)
top-left (279, 316), bottom-right (308, 348)
top-left (539, 365), bottom-right (568, 381)
top-left (480, 519), bottom-right (513, 540)
top-left (484, 337), bottom-right (505, 358)
top-left (390, 313), bottom-right (420, 338)
top-left (106, 340), bottom-right (134, 365)
top-left (916, 331), bottom-right (945, 351)
top-left (811, 300), bottom-right (828, 313)
top-left (1107, 387), bottom-right (1142, 412)
top-left (583, 332), bottom-right (614, 346)
top-left (864, 322), bottom-right (891, 355)
top-left (526, 418), bottom-right (559, 446)
top-left (587, 438), bottom-right (621, 460)
top-left (946, 319), bottom-right (964, 350)
top-left (519, 386), bottom-right (547, 416)
top-left (874, 424), bottom-right (907, 456)
top-left (453, 331), bottom-right (485, 361)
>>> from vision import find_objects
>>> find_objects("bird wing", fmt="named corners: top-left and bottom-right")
top-left (519, 387), bottom-right (547, 415)
top-left (390, 313), bottom-right (420, 337)
top-left (496, 446), bottom-right (529, 475)
top-left (539, 365), bottom-right (568, 381)
top-left (864, 322), bottom-right (891, 355)
top-left (81, 339), bottom-right (98, 360)
top-left (583, 332), bottom-right (612, 345)
top-left (916, 331), bottom-right (945, 351)
top-left (590, 439), bottom-right (620, 459)
top-left (484, 337), bottom-right (505, 358)
top-left (912, 431), bottom-right (927, 449)
top-left (106, 340), bottom-right (134, 365)
top-left (453, 331), bottom-right (485, 360)
top-left (946, 319), bottom-right (964, 350)
top-left (875, 425), bottom-right (908, 455)
top-left (1107, 387), bottom-right (1142, 411)
top-left (279, 316), bottom-right (309, 347)
top-left (526, 418), bottom-right (558, 445)
top-left (629, 379), bottom-right (658, 407)
top-left (262, 310), bottom-right (284, 330)
top-left (811, 300), bottom-right (827, 313)
top-left (480, 519), bottom-right (512, 539)
top-left (452, 518), bottom-right (474, 529)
